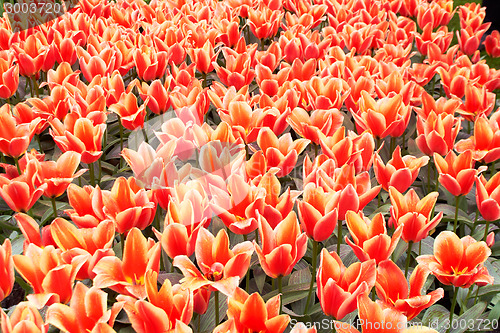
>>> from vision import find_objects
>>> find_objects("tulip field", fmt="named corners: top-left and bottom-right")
top-left (1, 0), bottom-right (500, 331)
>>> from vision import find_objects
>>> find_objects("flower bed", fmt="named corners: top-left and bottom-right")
top-left (0, 0), bottom-right (499, 332)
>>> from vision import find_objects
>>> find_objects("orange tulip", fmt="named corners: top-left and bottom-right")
top-left (108, 91), bottom-right (148, 130)
top-left (0, 104), bottom-right (38, 158)
top-left (187, 40), bottom-right (216, 74)
top-left (13, 34), bottom-right (51, 77)
top-left (288, 107), bottom-right (344, 144)
top-left (65, 184), bottom-right (107, 228)
top-left (416, 0), bottom-right (453, 30)
top-left (213, 48), bottom-right (255, 91)
top-left (133, 46), bottom-right (168, 81)
top-left (49, 116), bottom-right (106, 165)
top-left (374, 146), bottom-right (429, 192)
top-left (100, 177), bottom-right (156, 234)
top-left (456, 85), bottom-right (496, 122)
top-left (345, 211), bottom-right (402, 264)
top-left (305, 76), bottom-right (348, 111)
top-left (457, 25), bottom-right (489, 56)
top-left (475, 172), bottom-right (500, 221)
top-left (455, 114), bottom-right (500, 163)
top-left (0, 239), bottom-right (14, 302)
top-left (248, 5), bottom-right (283, 40)
top-left (415, 24), bottom-right (453, 56)
top-left (14, 213), bottom-right (55, 250)
top-left (317, 248), bottom-right (376, 320)
top-left (46, 282), bottom-right (123, 333)
top-left (414, 92), bottom-right (461, 118)
top-left (135, 79), bottom-right (172, 115)
top-left (214, 288), bottom-right (290, 333)
top-left (351, 91), bottom-right (411, 139)
top-left (297, 183), bottom-right (338, 242)
top-left (376, 260), bottom-right (443, 320)
top-left (93, 227), bottom-right (161, 299)
top-left (416, 231), bottom-right (494, 288)
top-left (118, 270), bottom-right (193, 333)
top-left (13, 244), bottom-right (86, 308)
top-left (434, 150), bottom-right (486, 197)
top-left (0, 55), bottom-right (19, 99)
top-left (389, 187), bottom-right (443, 243)
top-left (255, 127), bottom-right (310, 177)
top-left (255, 211), bottom-right (308, 278)
top-left (173, 227), bottom-right (253, 296)
top-left (290, 323), bottom-right (318, 333)
top-left (0, 164), bottom-right (47, 213)
top-left (1, 302), bottom-right (49, 333)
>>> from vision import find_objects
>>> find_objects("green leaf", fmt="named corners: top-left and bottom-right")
top-left (450, 302), bottom-right (487, 333)
top-left (422, 304), bottom-right (449, 333)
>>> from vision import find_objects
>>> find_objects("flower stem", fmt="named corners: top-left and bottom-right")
top-left (337, 221), bottom-right (342, 254)
top-left (405, 241), bottom-right (413, 278)
top-left (453, 196), bottom-right (460, 234)
top-left (51, 196), bottom-right (57, 220)
top-left (446, 286), bottom-right (458, 333)
top-left (277, 275), bottom-right (283, 314)
top-left (304, 240), bottom-right (318, 313)
top-left (460, 287), bottom-right (473, 315)
top-left (214, 290), bottom-right (220, 326)
top-left (243, 234), bottom-right (250, 292)
top-left (13, 156), bottom-right (21, 175)
top-left (484, 220), bottom-right (490, 242)
top-left (120, 233), bottom-right (125, 257)
top-left (88, 162), bottom-right (96, 186)
top-left (119, 120), bottom-right (124, 168)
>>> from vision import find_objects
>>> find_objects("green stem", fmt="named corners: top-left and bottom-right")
top-left (491, 161), bottom-right (496, 177)
top-left (304, 240), bottom-right (318, 313)
top-left (119, 120), bottom-right (124, 168)
top-left (36, 134), bottom-right (43, 154)
top-left (419, 241), bottom-right (422, 256)
top-left (243, 234), bottom-right (250, 292)
top-left (453, 196), bottom-right (460, 234)
top-left (427, 163), bottom-right (431, 193)
top-left (120, 233), bottom-right (125, 257)
top-left (405, 241), bottom-right (413, 278)
top-left (390, 137), bottom-right (396, 156)
top-left (371, 288), bottom-right (376, 301)
top-left (277, 275), bottom-right (283, 314)
top-left (337, 221), bottom-right (342, 254)
top-left (402, 131), bottom-right (406, 152)
top-left (474, 286), bottom-right (480, 304)
top-left (214, 290), bottom-right (220, 326)
top-left (484, 219), bottom-right (490, 242)
top-left (51, 196), bottom-right (57, 220)
top-left (460, 287), bottom-right (473, 315)
top-left (89, 162), bottom-right (95, 186)
top-left (314, 143), bottom-right (318, 158)
top-left (447, 286), bottom-right (458, 333)
top-left (13, 156), bottom-right (21, 175)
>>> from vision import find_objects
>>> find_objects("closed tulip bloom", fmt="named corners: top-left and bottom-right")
top-left (416, 231), bottom-right (494, 288)
top-left (187, 40), bottom-right (216, 74)
top-left (214, 288), bottom-right (290, 333)
top-left (297, 183), bottom-right (338, 242)
top-left (254, 211), bottom-right (308, 279)
top-left (0, 57), bottom-right (19, 99)
top-left (109, 91), bottom-right (148, 130)
top-left (455, 114), bottom-right (500, 164)
top-left (0, 104), bottom-right (38, 158)
top-left (0, 164), bottom-right (47, 213)
top-left (248, 5), bottom-right (283, 40)
top-left (374, 146), bottom-right (429, 192)
top-left (65, 184), bottom-right (107, 228)
top-left (345, 211), bottom-right (402, 264)
top-left (173, 227), bottom-right (254, 296)
top-left (46, 282), bottom-right (123, 333)
top-left (317, 248), bottom-right (376, 320)
top-left (14, 213), bottom-right (55, 251)
top-left (376, 260), bottom-right (444, 320)
top-left (133, 46), bottom-right (168, 81)
top-left (93, 227), bottom-right (161, 299)
top-left (475, 172), bottom-right (500, 221)
top-left (213, 48), bottom-right (255, 91)
top-left (1, 302), bottom-right (49, 333)
top-left (288, 107), bottom-right (344, 144)
top-left (434, 150), bottom-right (485, 197)
top-left (389, 187), bottom-right (443, 243)
top-left (485, 30), bottom-right (500, 58)
top-left (0, 239), bottom-right (14, 302)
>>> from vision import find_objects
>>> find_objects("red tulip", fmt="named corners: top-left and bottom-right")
top-left (108, 91), bottom-right (148, 130)
top-left (485, 30), bottom-right (500, 58)
top-left (1, 302), bottom-right (49, 333)
top-left (475, 172), bottom-right (500, 221)
top-left (0, 104), bottom-right (38, 158)
top-left (0, 239), bottom-right (14, 302)
top-left (0, 56), bottom-right (19, 99)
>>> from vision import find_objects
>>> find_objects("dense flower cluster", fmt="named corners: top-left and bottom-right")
top-left (0, 0), bottom-right (498, 332)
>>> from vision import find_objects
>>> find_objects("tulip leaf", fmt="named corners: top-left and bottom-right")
top-left (477, 284), bottom-right (500, 298)
top-left (253, 266), bottom-right (266, 294)
top-left (200, 293), bottom-right (228, 333)
top-left (450, 302), bottom-right (487, 333)
top-left (422, 304), bottom-right (449, 333)
top-left (488, 300), bottom-right (500, 322)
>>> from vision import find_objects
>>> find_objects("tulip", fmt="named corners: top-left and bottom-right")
top-left (288, 107), bottom-right (344, 144)
top-left (305, 76), bottom-right (348, 111)
top-left (297, 183), bottom-right (338, 242)
top-left (93, 227), bottom-right (161, 299)
top-left (135, 79), bottom-right (172, 115)
top-left (456, 85), bottom-right (496, 122)
top-left (434, 150), bottom-right (485, 197)
top-left (485, 30), bottom-right (500, 58)
top-left (345, 211), bottom-right (403, 264)
top-left (0, 104), bottom-right (38, 158)
top-left (457, 26), bottom-right (489, 56)
top-left (0, 239), bottom-right (14, 302)
top-left (248, 5), bottom-right (283, 40)
top-left (351, 91), bottom-right (411, 140)
top-left (335, 293), bottom-right (439, 333)
top-left (214, 288), bottom-right (290, 333)
top-left (187, 40), bottom-right (216, 75)
top-left (100, 177), bottom-right (156, 234)
top-left (133, 46), bottom-right (168, 81)
top-left (1, 302), bottom-right (49, 333)
top-left (374, 146), bottom-right (429, 192)
top-left (46, 282), bottom-right (123, 333)
top-left (108, 91), bottom-right (148, 130)
top-left (50, 116), bottom-right (106, 165)
top-left (0, 165), bottom-right (47, 213)
top-left (13, 244), bottom-right (86, 308)
top-left (416, 231), bottom-right (494, 288)
top-left (290, 323), bottom-right (317, 333)
top-left (389, 187), bottom-right (443, 244)
top-left (475, 172), bottom-right (500, 222)
top-left (0, 57), bottom-right (19, 99)
top-left (65, 184), bottom-right (107, 228)
top-left (254, 211), bottom-right (308, 279)
top-left (213, 48), bottom-right (255, 91)
top-left (316, 248), bottom-right (376, 320)
top-left (14, 213), bottom-right (55, 251)
top-left (376, 260), bottom-right (444, 320)
top-left (455, 114), bottom-right (500, 163)
top-left (13, 35), bottom-right (50, 77)
top-left (256, 127), bottom-right (310, 177)
top-left (173, 227), bottom-right (253, 296)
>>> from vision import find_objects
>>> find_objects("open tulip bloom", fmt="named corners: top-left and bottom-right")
top-left (0, 0), bottom-right (499, 331)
